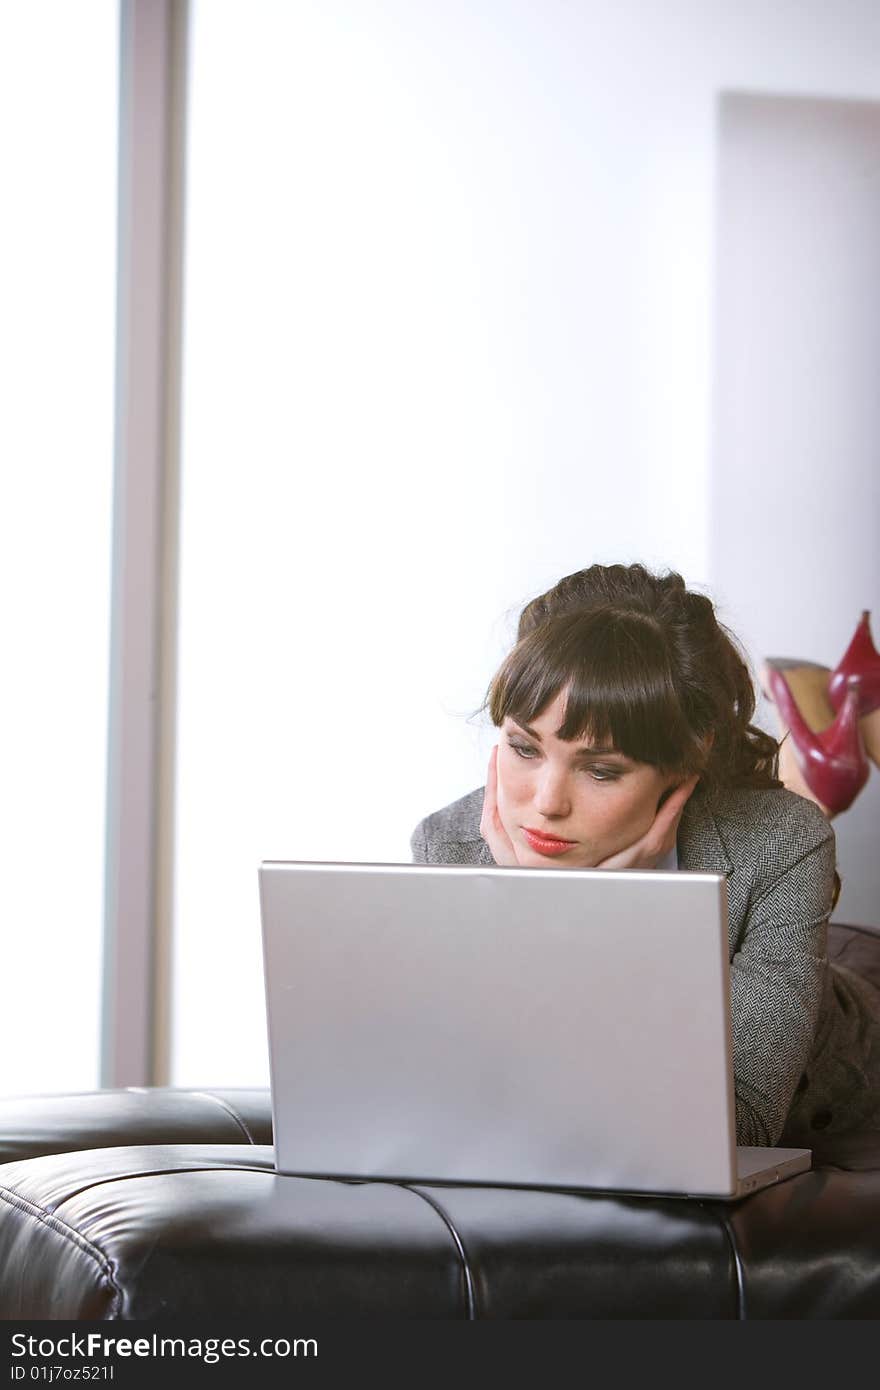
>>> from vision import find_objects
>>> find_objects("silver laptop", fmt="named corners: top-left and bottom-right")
top-left (258, 860), bottom-right (810, 1200)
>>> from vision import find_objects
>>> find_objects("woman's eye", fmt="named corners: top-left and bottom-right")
top-left (585, 767), bottom-right (620, 783)
top-left (508, 740), bottom-right (537, 759)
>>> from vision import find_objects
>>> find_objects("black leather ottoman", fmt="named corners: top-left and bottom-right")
top-left (1, 1092), bottom-right (879, 1318)
top-left (1, 925), bottom-right (879, 1320)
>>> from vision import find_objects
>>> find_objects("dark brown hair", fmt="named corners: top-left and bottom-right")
top-left (482, 563), bottom-right (782, 797)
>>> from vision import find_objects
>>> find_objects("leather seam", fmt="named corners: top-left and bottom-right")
top-left (712, 1206), bottom-right (747, 1319)
top-left (188, 1091), bottom-right (256, 1143)
top-left (0, 1184), bottom-right (124, 1318)
top-left (37, 1163), bottom-right (277, 1217)
top-left (401, 1184), bottom-right (477, 1319)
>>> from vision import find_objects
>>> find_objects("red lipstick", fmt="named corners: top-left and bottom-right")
top-left (522, 827), bottom-right (577, 857)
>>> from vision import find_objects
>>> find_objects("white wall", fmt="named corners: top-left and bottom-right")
top-left (172, 0), bottom-right (880, 1085)
top-left (712, 92), bottom-right (880, 926)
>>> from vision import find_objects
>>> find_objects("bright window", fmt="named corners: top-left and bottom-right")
top-left (0, 1), bottom-right (118, 1096)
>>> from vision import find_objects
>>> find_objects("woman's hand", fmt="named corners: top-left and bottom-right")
top-left (479, 745), bottom-right (520, 866)
top-left (594, 774), bottom-right (700, 870)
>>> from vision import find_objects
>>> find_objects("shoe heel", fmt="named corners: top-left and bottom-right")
top-left (762, 661), bottom-right (869, 816)
top-left (828, 611), bottom-right (880, 767)
top-left (759, 659), bottom-right (832, 726)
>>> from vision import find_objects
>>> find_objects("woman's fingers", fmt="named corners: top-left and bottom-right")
top-left (645, 774), bottom-right (699, 859)
top-left (667, 773), bottom-right (701, 817)
top-left (655, 774), bottom-right (700, 846)
top-left (596, 774), bottom-right (700, 870)
top-left (479, 746), bottom-right (498, 841)
top-left (480, 745), bottom-right (519, 866)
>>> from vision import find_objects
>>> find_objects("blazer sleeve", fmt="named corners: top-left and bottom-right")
top-left (729, 803), bottom-right (837, 1146)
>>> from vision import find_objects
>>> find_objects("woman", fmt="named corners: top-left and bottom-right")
top-left (410, 563), bottom-right (880, 1148)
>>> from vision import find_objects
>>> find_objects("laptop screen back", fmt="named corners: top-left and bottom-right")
top-left (259, 861), bottom-right (735, 1195)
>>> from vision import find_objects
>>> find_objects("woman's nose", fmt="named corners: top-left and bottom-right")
top-left (533, 766), bottom-right (572, 819)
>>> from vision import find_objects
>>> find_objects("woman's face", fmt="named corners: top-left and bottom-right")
top-left (495, 690), bottom-right (681, 868)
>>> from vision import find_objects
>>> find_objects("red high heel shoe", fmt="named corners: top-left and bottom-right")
top-left (760, 659), bottom-right (869, 817)
top-left (827, 611), bottom-right (880, 767)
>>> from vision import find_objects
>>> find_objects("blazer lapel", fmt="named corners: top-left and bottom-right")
top-left (677, 786), bottom-right (740, 951)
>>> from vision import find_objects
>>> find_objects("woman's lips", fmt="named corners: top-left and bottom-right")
top-left (522, 827), bottom-right (577, 857)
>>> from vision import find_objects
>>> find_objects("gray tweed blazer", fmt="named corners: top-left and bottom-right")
top-left (410, 781), bottom-right (880, 1146)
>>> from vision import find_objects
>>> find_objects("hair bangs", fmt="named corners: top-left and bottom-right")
top-left (479, 563), bottom-right (780, 794)
top-left (488, 608), bottom-right (705, 773)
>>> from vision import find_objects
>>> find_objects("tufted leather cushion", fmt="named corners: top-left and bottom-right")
top-left (0, 1088), bottom-right (272, 1166)
top-left (2, 1138), bottom-right (880, 1318)
top-left (0, 1146), bottom-right (463, 1319)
